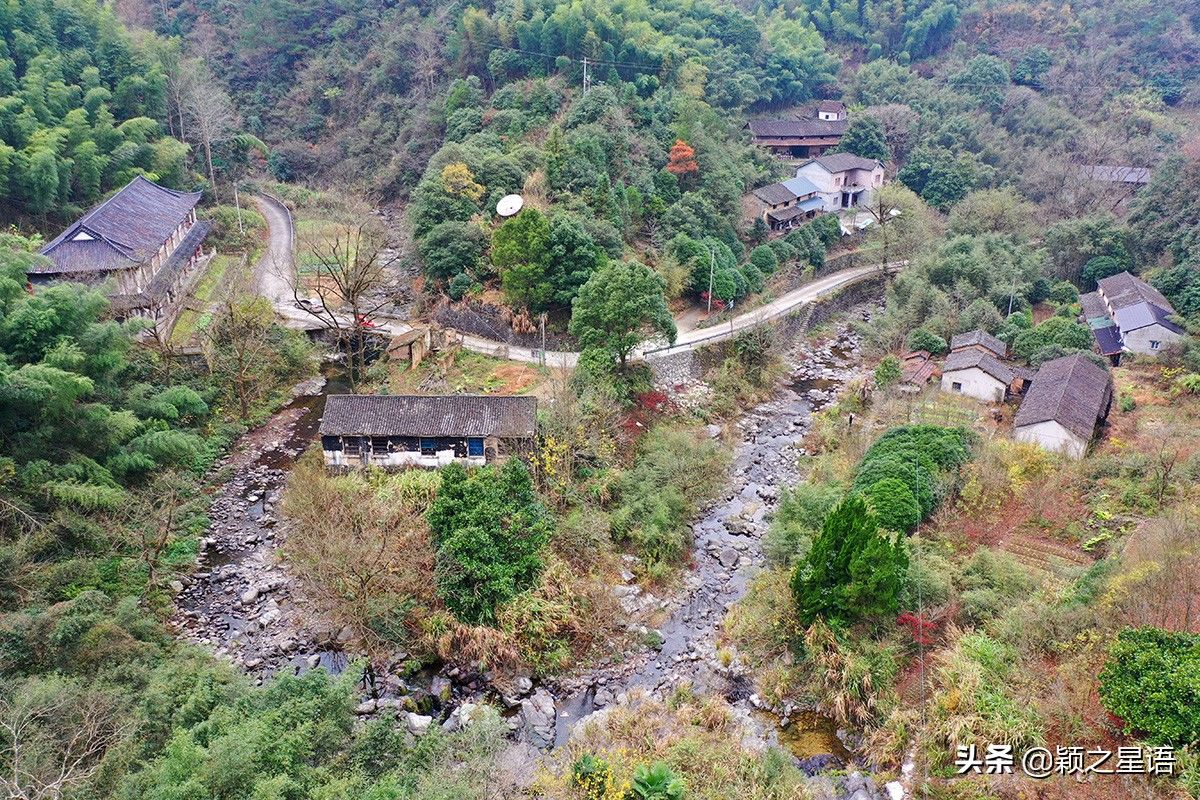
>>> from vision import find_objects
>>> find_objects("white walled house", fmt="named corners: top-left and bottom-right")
top-left (319, 394), bottom-right (536, 470)
top-left (940, 349), bottom-right (1013, 403)
top-left (1013, 354), bottom-right (1112, 460)
top-left (1079, 271), bottom-right (1187, 358)
top-left (795, 154), bottom-right (886, 212)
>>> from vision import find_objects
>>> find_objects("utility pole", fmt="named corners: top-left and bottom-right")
top-left (1007, 269), bottom-right (1017, 316)
top-left (582, 56), bottom-right (590, 94)
top-left (539, 312), bottom-right (547, 367)
top-left (706, 245), bottom-right (715, 314)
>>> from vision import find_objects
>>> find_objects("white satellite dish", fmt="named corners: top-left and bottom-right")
top-left (496, 194), bottom-right (525, 217)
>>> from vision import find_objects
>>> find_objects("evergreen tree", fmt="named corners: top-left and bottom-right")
top-left (791, 495), bottom-right (908, 626)
top-left (837, 116), bottom-right (891, 161)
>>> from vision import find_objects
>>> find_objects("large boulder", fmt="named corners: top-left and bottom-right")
top-left (519, 689), bottom-right (556, 749)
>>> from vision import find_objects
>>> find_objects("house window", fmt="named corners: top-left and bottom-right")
top-left (371, 436), bottom-right (389, 454)
top-left (1150, 340), bottom-right (1161, 350)
top-left (321, 436), bottom-right (342, 452)
top-left (468, 438), bottom-right (484, 457)
top-left (951, 381), bottom-right (962, 392)
top-left (343, 437), bottom-right (361, 456)
top-left (420, 438), bottom-right (437, 455)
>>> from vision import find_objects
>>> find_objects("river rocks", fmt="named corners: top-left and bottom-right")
top-left (405, 712), bottom-right (433, 735)
top-left (355, 699), bottom-right (377, 715)
top-left (520, 689), bottom-right (556, 748)
top-left (240, 587), bottom-right (260, 604)
top-left (717, 547), bottom-right (739, 568)
top-left (430, 676), bottom-right (452, 706)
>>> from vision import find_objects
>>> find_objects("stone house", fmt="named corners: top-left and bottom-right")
top-left (794, 154), bottom-right (886, 212)
top-left (1013, 353), bottom-right (1113, 459)
top-left (319, 394), bottom-right (536, 469)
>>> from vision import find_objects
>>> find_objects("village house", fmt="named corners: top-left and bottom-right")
top-left (741, 174), bottom-right (823, 232)
top-left (28, 176), bottom-right (212, 322)
top-left (795, 153), bottom-right (886, 212)
top-left (899, 350), bottom-right (939, 392)
top-left (940, 348), bottom-right (1014, 403)
top-left (1013, 353), bottom-right (1113, 459)
top-left (939, 329), bottom-right (1033, 402)
top-left (745, 101), bottom-right (848, 160)
top-left (319, 394), bottom-right (537, 469)
top-left (1079, 271), bottom-right (1184, 359)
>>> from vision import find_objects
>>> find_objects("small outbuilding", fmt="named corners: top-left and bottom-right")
top-left (1013, 354), bottom-right (1113, 459)
top-left (319, 394), bottom-right (537, 469)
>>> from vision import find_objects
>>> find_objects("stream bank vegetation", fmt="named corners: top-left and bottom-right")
top-left (727, 353), bottom-right (1200, 797)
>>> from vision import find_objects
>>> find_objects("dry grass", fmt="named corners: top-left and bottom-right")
top-left (531, 692), bottom-right (811, 800)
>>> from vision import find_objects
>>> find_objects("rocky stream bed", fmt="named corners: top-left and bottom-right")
top-left (171, 310), bottom-right (905, 800)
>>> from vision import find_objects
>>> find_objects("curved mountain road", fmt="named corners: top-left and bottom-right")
top-left (253, 193), bottom-right (894, 366)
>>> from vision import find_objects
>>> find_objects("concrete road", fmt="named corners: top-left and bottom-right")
top-left (256, 191), bottom-right (890, 367)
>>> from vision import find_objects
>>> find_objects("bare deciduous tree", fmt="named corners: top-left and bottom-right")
top-left (293, 225), bottom-right (396, 391)
top-left (203, 278), bottom-right (281, 420)
top-left (182, 62), bottom-right (238, 194)
top-left (0, 677), bottom-right (127, 800)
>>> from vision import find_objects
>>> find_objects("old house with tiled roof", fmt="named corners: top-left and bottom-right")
top-left (939, 329), bottom-right (1033, 402)
top-left (940, 348), bottom-right (1014, 403)
top-left (29, 176), bottom-right (211, 321)
top-left (949, 329), bottom-right (1007, 358)
top-left (742, 174), bottom-right (823, 232)
top-left (745, 101), bottom-right (849, 159)
top-left (1079, 271), bottom-right (1184, 358)
top-left (319, 394), bottom-right (537, 469)
top-left (1013, 353), bottom-right (1113, 459)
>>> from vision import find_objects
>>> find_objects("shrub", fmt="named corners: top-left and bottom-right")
top-left (631, 762), bottom-right (685, 800)
top-left (905, 328), bottom-right (948, 355)
top-left (749, 244), bottom-right (780, 276)
top-left (610, 427), bottom-right (727, 571)
top-left (1099, 626), bottom-right (1200, 744)
top-left (763, 482), bottom-right (842, 567)
top-left (874, 355), bottom-right (901, 389)
top-left (426, 459), bottom-right (553, 626)
top-left (792, 495), bottom-right (908, 626)
top-left (862, 478), bottom-right (922, 533)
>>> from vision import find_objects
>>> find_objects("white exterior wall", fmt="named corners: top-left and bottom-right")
top-left (323, 449), bottom-right (486, 469)
top-left (1123, 324), bottom-right (1184, 355)
top-left (1013, 420), bottom-right (1088, 460)
top-left (794, 163), bottom-right (886, 212)
top-left (940, 367), bottom-right (1007, 403)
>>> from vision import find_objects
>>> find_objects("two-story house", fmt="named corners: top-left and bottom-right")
top-left (794, 154), bottom-right (886, 212)
top-left (1079, 271), bottom-right (1185, 359)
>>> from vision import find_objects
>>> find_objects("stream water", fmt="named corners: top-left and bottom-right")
top-left (172, 318), bottom-right (872, 776)
top-left (545, 325), bottom-right (867, 760)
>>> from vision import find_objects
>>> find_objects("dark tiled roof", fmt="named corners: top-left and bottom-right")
top-left (1010, 365), bottom-right (1039, 382)
top-left (1092, 324), bottom-right (1124, 356)
top-left (817, 100), bottom-right (846, 113)
top-left (747, 118), bottom-right (849, 138)
top-left (807, 153), bottom-right (882, 174)
top-left (767, 206), bottom-right (805, 224)
top-left (1097, 271), bottom-right (1173, 312)
top-left (752, 183), bottom-right (796, 205)
top-left (1113, 302), bottom-right (1187, 335)
top-left (1080, 165), bottom-right (1150, 184)
top-left (1014, 354), bottom-right (1112, 441)
top-left (320, 394), bottom-right (537, 439)
top-left (35, 176), bottom-right (202, 275)
top-left (950, 329), bottom-right (1007, 358)
top-left (901, 351), bottom-right (938, 384)
top-left (1079, 291), bottom-right (1109, 321)
top-left (943, 348), bottom-right (1014, 383)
